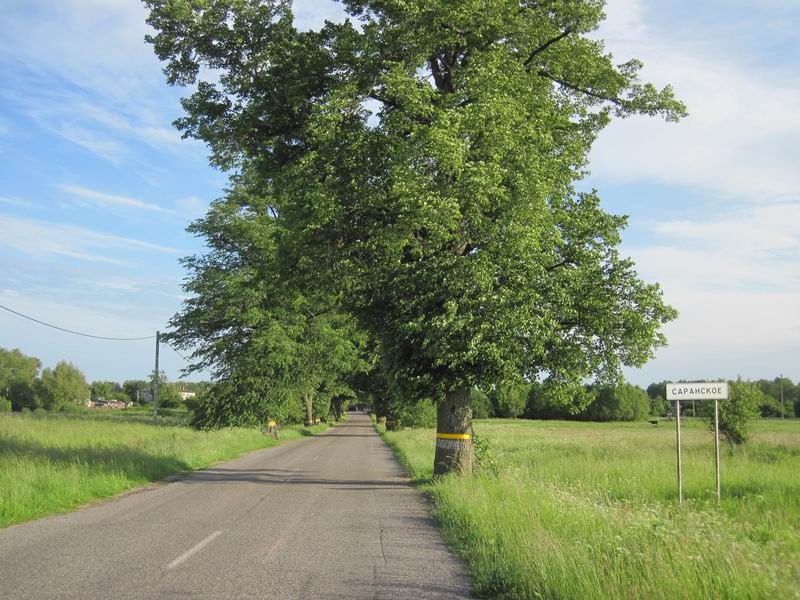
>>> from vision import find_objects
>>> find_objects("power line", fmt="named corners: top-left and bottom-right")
top-left (164, 341), bottom-right (189, 362)
top-left (0, 303), bottom-right (156, 341)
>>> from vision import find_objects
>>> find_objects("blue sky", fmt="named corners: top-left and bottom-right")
top-left (0, 0), bottom-right (797, 387)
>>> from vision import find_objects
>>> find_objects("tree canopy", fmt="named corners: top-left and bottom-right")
top-left (146, 0), bottom-right (685, 472)
top-left (37, 361), bottom-right (89, 411)
top-left (584, 382), bottom-right (649, 422)
top-left (0, 347), bottom-right (41, 411)
top-left (163, 185), bottom-right (367, 428)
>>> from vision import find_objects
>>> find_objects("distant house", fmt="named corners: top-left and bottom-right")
top-left (179, 391), bottom-right (196, 401)
top-left (86, 398), bottom-right (128, 409)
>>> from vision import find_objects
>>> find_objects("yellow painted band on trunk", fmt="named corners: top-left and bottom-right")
top-left (436, 433), bottom-right (472, 440)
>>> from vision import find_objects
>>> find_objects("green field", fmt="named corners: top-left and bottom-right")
top-left (382, 418), bottom-right (800, 599)
top-left (0, 410), bottom-right (326, 528)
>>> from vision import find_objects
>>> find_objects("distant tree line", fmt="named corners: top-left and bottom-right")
top-left (0, 346), bottom-right (207, 413)
top-left (644, 378), bottom-right (799, 420)
top-left (463, 376), bottom-right (799, 423)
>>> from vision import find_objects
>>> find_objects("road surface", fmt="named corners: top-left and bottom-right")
top-left (0, 414), bottom-right (471, 599)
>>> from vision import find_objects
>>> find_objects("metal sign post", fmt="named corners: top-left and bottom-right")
top-left (714, 399), bottom-right (720, 501)
top-left (666, 382), bottom-right (729, 503)
top-left (675, 400), bottom-right (683, 503)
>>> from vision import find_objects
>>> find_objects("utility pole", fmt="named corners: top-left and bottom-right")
top-left (5, 367), bottom-right (14, 399)
top-left (153, 331), bottom-right (160, 424)
top-left (780, 373), bottom-right (784, 420)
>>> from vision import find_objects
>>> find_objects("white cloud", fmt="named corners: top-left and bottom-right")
top-left (292, 0), bottom-right (347, 30)
top-left (0, 215), bottom-right (179, 267)
top-left (591, 0), bottom-right (800, 202)
top-left (625, 288), bottom-right (799, 383)
top-left (0, 1), bottom-right (195, 165)
top-left (0, 0), bottom-right (338, 168)
top-left (175, 195), bottom-right (209, 219)
top-left (0, 1), bottom-right (157, 103)
top-left (66, 275), bottom-right (185, 303)
top-left (625, 201), bottom-right (800, 382)
top-left (52, 123), bottom-right (128, 164)
top-left (16, 84), bottom-right (191, 164)
top-left (654, 202), bottom-right (800, 262)
top-left (633, 202), bottom-right (800, 301)
top-left (632, 202), bottom-right (800, 322)
top-left (70, 277), bottom-right (145, 293)
top-left (0, 196), bottom-right (36, 208)
top-left (60, 184), bottom-right (171, 214)
top-left (588, 1), bottom-right (800, 383)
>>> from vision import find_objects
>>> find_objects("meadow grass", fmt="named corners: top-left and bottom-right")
top-left (0, 411), bottom-right (326, 528)
top-left (382, 418), bottom-right (800, 599)
top-left (33, 406), bottom-right (192, 427)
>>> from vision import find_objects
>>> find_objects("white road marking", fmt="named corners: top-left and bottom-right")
top-left (167, 531), bottom-right (223, 570)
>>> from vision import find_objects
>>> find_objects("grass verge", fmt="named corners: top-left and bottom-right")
top-left (0, 411), bottom-right (327, 528)
top-left (382, 418), bottom-right (800, 599)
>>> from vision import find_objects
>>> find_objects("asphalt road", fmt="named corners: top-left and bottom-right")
top-left (0, 414), bottom-right (471, 599)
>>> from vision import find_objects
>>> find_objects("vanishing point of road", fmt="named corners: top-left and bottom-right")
top-left (0, 414), bottom-right (471, 599)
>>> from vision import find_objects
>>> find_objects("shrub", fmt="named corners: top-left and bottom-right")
top-left (372, 388), bottom-right (438, 429)
top-left (701, 380), bottom-right (762, 445)
top-left (473, 433), bottom-right (499, 474)
top-left (393, 398), bottom-right (437, 429)
top-left (0, 396), bottom-right (11, 413)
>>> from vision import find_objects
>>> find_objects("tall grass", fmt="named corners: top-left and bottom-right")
top-left (383, 419), bottom-right (800, 599)
top-left (0, 411), bottom-right (326, 528)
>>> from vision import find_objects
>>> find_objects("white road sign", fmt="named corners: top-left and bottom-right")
top-left (666, 382), bottom-right (729, 401)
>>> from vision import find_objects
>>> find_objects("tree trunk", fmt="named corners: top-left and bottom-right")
top-left (433, 386), bottom-right (473, 476)
top-left (304, 393), bottom-right (313, 427)
top-left (331, 397), bottom-right (343, 421)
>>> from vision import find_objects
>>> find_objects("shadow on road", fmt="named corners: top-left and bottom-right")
top-left (179, 466), bottom-right (412, 489)
top-left (317, 434), bottom-right (378, 437)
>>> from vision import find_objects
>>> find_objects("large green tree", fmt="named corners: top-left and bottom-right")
top-left (163, 186), bottom-right (367, 428)
top-left (490, 381), bottom-right (529, 418)
top-left (37, 361), bottom-right (89, 411)
top-left (584, 382), bottom-right (649, 422)
top-left (146, 0), bottom-right (684, 474)
top-left (0, 347), bottom-right (41, 411)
